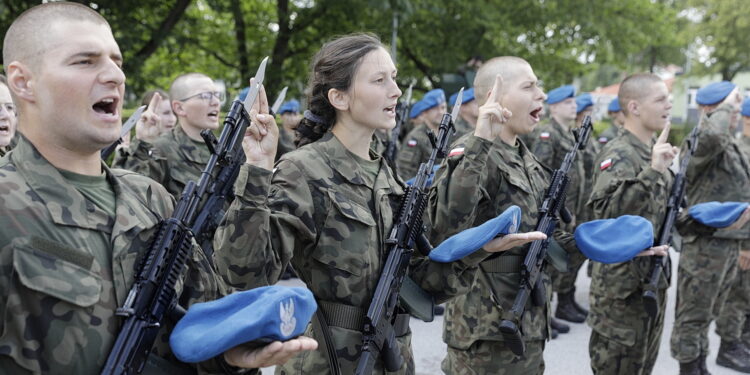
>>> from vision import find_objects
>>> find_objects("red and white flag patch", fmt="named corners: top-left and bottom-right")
top-left (598, 136), bottom-right (608, 144)
top-left (600, 158), bottom-right (613, 170)
top-left (540, 132), bottom-right (551, 139)
top-left (448, 147), bottom-right (465, 157)
top-left (407, 139), bottom-right (417, 147)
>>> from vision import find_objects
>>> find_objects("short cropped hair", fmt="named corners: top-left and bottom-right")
top-left (3, 2), bottom-right (109, 73)
top-left (169, 73), bottom-right (212, 102)
top-left (618, 73), bottom-right (663, 116)
top-left (473, 56), bottom-right (530, 105)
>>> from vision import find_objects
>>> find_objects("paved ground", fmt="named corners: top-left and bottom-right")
top-left (264, 252), bottom-right (742, 374)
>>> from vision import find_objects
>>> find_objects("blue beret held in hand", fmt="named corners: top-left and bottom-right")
top-left (688, 201), bottom-right (749, 228)
top-left (574, 215), bottom-right (654, 264)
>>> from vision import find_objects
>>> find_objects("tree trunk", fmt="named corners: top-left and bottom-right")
top-left (231, 0), bottom-right (250, 84)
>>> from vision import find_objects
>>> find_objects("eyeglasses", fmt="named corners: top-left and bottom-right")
top-left (0, 103), bottom-right (15, 115)
top-left (179, 91), bottom-right (226, 105)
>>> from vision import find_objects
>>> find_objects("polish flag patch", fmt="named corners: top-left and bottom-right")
top-left (598, 136), bottom-right (608, 144)
top-left (600, 158), bottom-right (613, 170)
top-left (540, 132), bottom-right (551, 139)
top-left (407, 139), bottom-right (417, 147)
top-left (448, 147), bottom-right (465, 157)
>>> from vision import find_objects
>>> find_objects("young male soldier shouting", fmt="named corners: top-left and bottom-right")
top-left (0, 2), bottom-right (315, 373)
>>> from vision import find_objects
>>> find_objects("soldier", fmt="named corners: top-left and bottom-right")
top-left (713, 96), bottom-right (750, 367)
top-left (449, 88), bottom-right (478, 139)
top-left (212, 34), bottom-right (544, 375)
top-left (671, 81), bottom-right (750, 374)
top-left (113, 73), bottom-right (222, 198)
top-left (576, 93), bottom-right (594, 127)
top-left (397, 88), bottom-right (446, 180)
top-left (142, 89), bottom-right (178, 135)
top-left (428, 56), bottom-right (584, 374)
top-left (586, 73), bottom-right (678, 375)
top-left (277, 99), bottom-right (301, 160)
top-left (529, 85), bottom-right (589, 326)
top-left (0, 2), bottom-right (316, 373)
top-left (0, 75), bottom-right (17, 156)
top-left (111, 90), bottom-right (170, 171)
top-left (597, 96), bottom-right (624, 145)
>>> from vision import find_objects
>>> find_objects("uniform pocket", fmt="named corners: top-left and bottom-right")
top-left (311, 190), bottom-right (377, 277)
top-left (12, 237), bottom-right (101, 307)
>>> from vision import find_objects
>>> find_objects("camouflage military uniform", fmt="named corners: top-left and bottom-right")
top-left (453, 117), bottom-right (474, 140)
top-left (428, 134), bottom-right (577, 375)
top-left (529, 118), bottom-right (588, 295)
top-left (671, 106), bottom-right (750, 363)
top-left (112, 126), bottom-right (210, 198)
top-left (714, 134), bottom-right (750, 345)
top-left (0, 136), bottom-right (230, 374)
top-left (213, 132), bottom-right (490, 375)
top-left (397, 124), bottom-right (434, 181)
top-left (587, 129), bottom-right (673, 375)
top-left (276, 127), bottom-right (296, 161)
top-left (597, 124), bottom-right (621, 146)
top-left (111, 138), bottom-right (168, 183)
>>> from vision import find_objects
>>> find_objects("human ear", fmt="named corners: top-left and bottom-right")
top-left (328, 88), bottom-right (349, 112)
top-left (172, 100), bottom-right (186, 117)
top-left (6, 62), bottom-right (35, 103)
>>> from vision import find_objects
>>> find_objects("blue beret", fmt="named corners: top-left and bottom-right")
top-left (546, 85), bottom-right (576, 105)
top-left (422, 89), bottom-right (446, 110)
top-left (696, 81), bottom-right (736, 106)
top-left (278, 99), bottom-right (300, 115)
top-left (449, 88), bottom-right (475, 107)
top-left (170, 286), bottom-right (317, 363)
top-left (576, 93), bottom-right (593, 113)
top-left (430, 205), bottom-right (521, 263)
top-left (608, 97), bottom-right (621, 112)
top-left (688, 201), bottom-right (749, 228)
top-left (742, 98), bottom-right (750, 117)
top-left (409, 99), bottom-right (429, 119)
top-left (238, 86), bottom-right (250, 101)
top-left (574, 215), bottom-right (654, 264)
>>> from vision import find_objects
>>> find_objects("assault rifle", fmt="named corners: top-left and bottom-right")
top-left (354, 89), bottom-right (464, 375)
top-left (498, 115), bottom-right (593, 356)
top-left (101, 57), bottom-right (268, 375)
top-left (642, 122), bottom-right (700, 319)
top-left (383, 84), bottom-right (413, 165)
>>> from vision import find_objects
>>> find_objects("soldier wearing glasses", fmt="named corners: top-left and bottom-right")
top-left (114, 72), bottom-right (224, 198)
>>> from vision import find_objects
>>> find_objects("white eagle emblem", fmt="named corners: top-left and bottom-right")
top-left (279, 299), bottom-right (296, 338)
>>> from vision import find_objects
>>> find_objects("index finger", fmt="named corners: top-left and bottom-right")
top-left (656, 122), bottom-right (671, 144)
top-left (148, 92), bottom-right (162, 111)
top-left (486, 74), bottom-right (504, 104)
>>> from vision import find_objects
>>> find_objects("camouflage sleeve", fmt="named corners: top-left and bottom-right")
top-left (428, 135), bottom-right (494, 244)
top-left (396, 138), bottom-right (423, 180)
top-left (111, 139), bottom-right (168, 185)
top-left (588, 151), bottom-right (669, 222)
top-left (407, 248), bottom-right (491, 303)
top-left (212, 161), bottom-right (316, 289)
top-left (688, 106), bottom-right (733, 172)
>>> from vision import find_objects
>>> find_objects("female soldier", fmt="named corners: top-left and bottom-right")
top-left (214, 33), bottom-right (544, 374)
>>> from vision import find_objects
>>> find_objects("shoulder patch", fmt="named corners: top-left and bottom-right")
top-left (407, 139), bottom-right (417, 147)
top-left (598, 136), bottom-right (608, 144)
top-left (448, 147), bottom-right (465, 157)
top-left (600, 158), bottom-right (613, 170)
top-left (540, 132), bottom-right (551, 139)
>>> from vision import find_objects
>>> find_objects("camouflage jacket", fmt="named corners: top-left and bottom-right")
top-left (529, 117), bottom-right (587, 228)
top-left (396, 124), bottom-right (434, 181)
top-left (588, 129), bottom-right (672, 298)
top-left (680, 106), bottom-right (750, 246)
top-left (597, 123), bottom-right (621, 146)
top-left (112, 126), bottom-right (210, 198)
top-left (0, 136), bottom-right (230, 374)
top-left (213, 131), bottom-right (488, 373)
top-left (428, 134), bottom-right (577, 349)
top-left (453, 117), bottom-right (474, 140)
top-left (276, 127), bottom-right (296, 162)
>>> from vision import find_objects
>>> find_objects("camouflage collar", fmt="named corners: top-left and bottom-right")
top-left (549, 118), bottom-right (575, 142)
top-left (315, 132), bottom-right (380, 186)
top-left (12, 136), bottom-right (158, 236)
top-left (171, 125), bottom-right (212, 164)
top-left (620, 128), bottom-right (652, 158)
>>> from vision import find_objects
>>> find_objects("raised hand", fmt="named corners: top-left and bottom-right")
top-left (135, 93), bottom-right (163, 143)
top-left (636, 244), bottom-right (669, 257)
top-left (223, 336), bottom-right (318, 369)
top-left (650, 122), bottom-right (679, 173)
top-left (243, 77), bottom-right (279, 171)
top-left (474, 74), bottom-right (513, 141)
